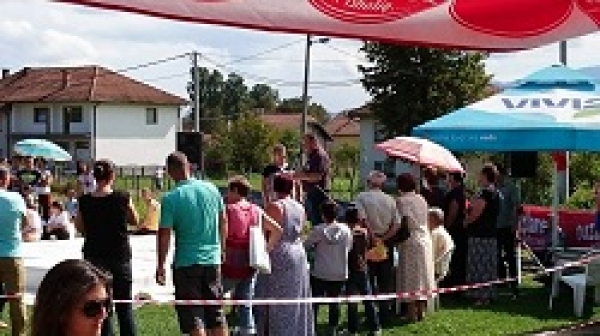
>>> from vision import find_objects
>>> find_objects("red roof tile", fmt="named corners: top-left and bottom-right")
top-left (257, 112), bottom-right (333, 141)
top-left (325, 112), bottom-right (360, 137)
top-left (258, 113), bottom-right (318, 129)
top-left (0, 66), bottom-right (186, 105)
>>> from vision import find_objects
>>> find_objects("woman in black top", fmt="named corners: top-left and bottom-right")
top-left (442, 172), bottom-right (467, 288)
top-left (464, 163), bottom-right (501, 306)
top-left (74, 160), bottom-right (140, 336)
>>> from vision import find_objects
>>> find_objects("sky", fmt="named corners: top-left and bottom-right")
top-left (2, 0), bottom-right (600, 114)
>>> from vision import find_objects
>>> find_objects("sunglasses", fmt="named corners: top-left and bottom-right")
top-left (81, 298), bottom-right (111, 318)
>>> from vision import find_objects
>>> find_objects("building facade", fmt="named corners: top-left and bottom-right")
top-left (0, 66), bottom-right (186, 165)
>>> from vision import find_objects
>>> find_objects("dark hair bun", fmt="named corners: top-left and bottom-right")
top-left (93, 160), bottom-right (115, 181)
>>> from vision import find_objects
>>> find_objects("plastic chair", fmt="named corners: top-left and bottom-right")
top-left (549, 252), bottom-right (600, 317)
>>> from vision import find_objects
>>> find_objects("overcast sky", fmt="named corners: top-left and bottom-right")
top-left (2, 0), bottom-right (600, 114)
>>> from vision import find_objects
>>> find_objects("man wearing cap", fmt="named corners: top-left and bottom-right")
top-left (0, 167), bottom-right (28, 336)
top-left (354, 170), bottom-right (401, 325)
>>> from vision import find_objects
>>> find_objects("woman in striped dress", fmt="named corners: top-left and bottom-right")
top-left (254, 174), bottom-right (314, 336)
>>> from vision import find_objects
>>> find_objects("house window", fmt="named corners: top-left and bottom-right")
top-left (374, 158), bottom-right (396, 178)
top-left (146, 108), bottom-right (158, 125)
top-left (374, 122), bottom-right (387, 142)
top-left (34, 107), bottom-right (49, 123)
top-left (64, 106), bottom-right (83, 123)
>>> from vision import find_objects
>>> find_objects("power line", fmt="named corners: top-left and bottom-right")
top-left (114, 53), bottom-right (191, 73)
top-left (142, 72), bottom-right (190, 82)
top-left (224, 39), bottom-right (305, 65)
top-left (200, 56), bottom-right (358, 63)
top-left (324, 44), bottom-right (368, 62)
top-left (200, 54), bottom-right (285, 85)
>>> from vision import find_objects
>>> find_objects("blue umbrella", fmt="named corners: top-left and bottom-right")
top-left (13, 139), bottom-right (72, 161)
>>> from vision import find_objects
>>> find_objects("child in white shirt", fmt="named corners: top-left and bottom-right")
top-left (44, 201), bottom-right (74, 240)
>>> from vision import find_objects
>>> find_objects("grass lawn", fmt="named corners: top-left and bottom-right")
top-left (127, 279), bottom-right (600, 335)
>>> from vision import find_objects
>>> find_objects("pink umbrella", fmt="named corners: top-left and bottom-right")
top-left (375, 136), bottom-right (464, 173)
top-left (53, 0), bottom-right (600, 51)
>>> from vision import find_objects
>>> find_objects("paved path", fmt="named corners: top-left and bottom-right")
top-left (22, 236), bottom-right (175, 305)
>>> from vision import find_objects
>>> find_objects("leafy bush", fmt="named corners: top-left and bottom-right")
top-left (565, 182), bottom-right (594, 210)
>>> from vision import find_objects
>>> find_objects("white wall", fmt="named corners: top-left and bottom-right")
top-left (11, 103), bottom-right (92, 134)
top-left (94, 104), bottom-right (179, 166)
top-left (0, 111), bottom-right (8, 157)
top-left (359, 117), bottom-right (413, 184)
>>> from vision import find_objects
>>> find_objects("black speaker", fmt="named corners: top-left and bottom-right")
top-left (510, 152), bottom-right (538, 178)
top-left (176, 132), bottom-right (202, 164)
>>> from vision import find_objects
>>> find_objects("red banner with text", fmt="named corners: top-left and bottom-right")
top-left (521, 205), bottom-right (599, 251)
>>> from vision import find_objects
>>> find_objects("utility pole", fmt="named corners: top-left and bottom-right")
top-left (191, 51), bottom-right (204, 177)
top-left (299, 35), bottom-right (329, 165)
top-left (300, 34), bottom-right (311, 163)
top-left (192, 51), bottom-right (200, 133)
top-left (559, 41), bottom-right (569, 203)
top-left (559, 40), bottom-right (567, 66)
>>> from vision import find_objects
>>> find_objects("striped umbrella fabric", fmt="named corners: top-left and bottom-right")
top-left (53, 0), bottom-right (600, 51)
top-left (14, 139), bottom-right (72, 161)
top-left (375, 136), bottom-right (464, 172)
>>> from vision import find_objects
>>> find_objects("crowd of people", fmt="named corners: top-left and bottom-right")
top-left (0, 133), bottom-right (522, 336)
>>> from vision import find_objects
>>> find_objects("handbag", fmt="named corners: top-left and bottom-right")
top-left (249, 208), bottom-right (271, 274)
top-left (385, 216), bottom-right (411, 246)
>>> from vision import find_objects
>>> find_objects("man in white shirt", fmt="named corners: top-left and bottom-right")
top-left (354, 170), bottom-right (401, 325)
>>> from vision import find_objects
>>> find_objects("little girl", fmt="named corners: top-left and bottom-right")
top-left (43, 201), bottom-right (73, 240)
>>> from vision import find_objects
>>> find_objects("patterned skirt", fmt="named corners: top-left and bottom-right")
top-left (466, 237), bottom-right (498, 301)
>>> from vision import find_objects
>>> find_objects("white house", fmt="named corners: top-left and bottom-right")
top-left (0, 66), bottom-right (186, 166)
top-left (348, 105), bottom-right (414, 184)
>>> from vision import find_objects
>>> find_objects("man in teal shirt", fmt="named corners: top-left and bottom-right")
top-left (0, 166), bottom-right (28, 336)
top-left (155, 152), bottom-right (228, 336)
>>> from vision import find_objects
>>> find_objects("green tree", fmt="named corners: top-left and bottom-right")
top-left (248, 83), bottom-right (279, 110)
top-left (275, 129), bottom-right (302, 167)
top-left (211, 112), bottom-right (278, 173)
top-left (278, 97), bottom-right (329, 123)
top-left (359, 44), bottom-right (491, 137)
top-left (222, 73), bottom-right (249, 118)
top-left (187, 67), bottom-right (224, 131)
top-left (332, 143), bottom-right (360, 195)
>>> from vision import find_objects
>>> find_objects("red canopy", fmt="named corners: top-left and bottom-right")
top-left (53, 0), bottom-right (600, 51)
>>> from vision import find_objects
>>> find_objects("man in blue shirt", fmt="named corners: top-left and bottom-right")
top-left (0, 166), bottom-right (28, 336)
top-left (156, 152), bottom-right (228, 336)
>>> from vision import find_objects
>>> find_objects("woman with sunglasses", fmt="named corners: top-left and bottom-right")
top-left (31, 259), bottom-right (112, 336)
top-left (75, 160), bottom-right (140, 336)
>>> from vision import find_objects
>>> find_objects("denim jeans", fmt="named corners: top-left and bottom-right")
top-left (346, 271), bottom-right (381, 333)
top-left (223, 275), bottom-right (256, 335)
top-left (310, 276), bottom-right (345, 330)
top-left (86, 257), bottom-right (137, 336)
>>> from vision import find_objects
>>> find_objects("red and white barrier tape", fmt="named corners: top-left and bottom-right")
top-left (3, 253), bottom-right (599, 305)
